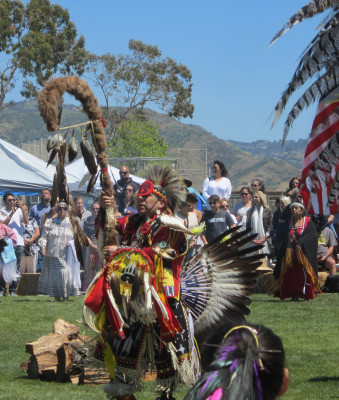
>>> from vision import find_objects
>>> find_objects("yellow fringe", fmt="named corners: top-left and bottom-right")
top-left (267, 246), bottom-right (321, 295)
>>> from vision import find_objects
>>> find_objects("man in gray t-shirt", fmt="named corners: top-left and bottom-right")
top-left (201, 195), bottom-right (236, 244)
top-left (317, 226), bottom-right (337, 276)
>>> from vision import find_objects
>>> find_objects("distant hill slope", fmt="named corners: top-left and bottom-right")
top-left (0, 100), bottom-right (303, 190)
top-left (145, 109), bottom-right (302, 190)
top-left (228, 139), bottom-right (307, 169)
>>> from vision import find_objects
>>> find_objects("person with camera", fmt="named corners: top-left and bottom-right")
top-left (0, 192), bottom-right (28, 295)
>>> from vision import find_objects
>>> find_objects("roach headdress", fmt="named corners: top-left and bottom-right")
top-left (138, 165), bottom-right (186, 214)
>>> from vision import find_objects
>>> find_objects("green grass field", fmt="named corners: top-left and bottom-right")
top-left (0, 293), bottom-right (338, 400)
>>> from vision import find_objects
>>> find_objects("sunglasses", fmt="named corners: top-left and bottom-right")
top-left (120, 171), bottom-right (128, 175)
top-left (220, 205), bottom-right (228, 209)
top-left (251, 184), bottom-right (258, 187)
top-left (241, 192), bottom-right (249, 196)
top-left (7, 198), bottom-right (15, 202)
top-left (212, 166), bottom-right (218, 170)
top-left (57, 207), bottom-right (67, 211)
top-left (209, 201), bottom-right (218, 205)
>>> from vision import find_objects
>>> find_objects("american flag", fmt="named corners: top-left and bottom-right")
top-left (300, 88), bottom-right (339, 215)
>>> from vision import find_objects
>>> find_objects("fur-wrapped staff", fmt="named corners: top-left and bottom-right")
top-left (37, 76), bottom-right (119, 257)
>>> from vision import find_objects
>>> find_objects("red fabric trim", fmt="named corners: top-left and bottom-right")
top-left (312, 102), bottom-right (339, 130)
top-left (84, 273), bottom-right (105, 314)
top-left (304, 119), bottom-right (339, 159)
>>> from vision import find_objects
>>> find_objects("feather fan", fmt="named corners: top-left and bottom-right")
top-left (180, 227), bottom-right (263, 343)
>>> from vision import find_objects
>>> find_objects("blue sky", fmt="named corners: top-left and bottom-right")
top-left (4, 0), bottom-right (326, 143)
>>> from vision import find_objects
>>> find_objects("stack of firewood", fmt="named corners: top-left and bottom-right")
top-left (20, 319), bottom-right (110, 385)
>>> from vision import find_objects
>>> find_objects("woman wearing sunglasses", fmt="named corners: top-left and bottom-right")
top-left (38, 202), bottom-right (80, 301)
top-left (118, 184), bottom-right (138, 215)
top-left (202, 160), bottom-right (232, 207)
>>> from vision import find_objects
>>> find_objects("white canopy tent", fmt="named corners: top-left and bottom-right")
top-left (65, 158), bottom-right (145, 194)
top-left (0, 138), bottom-right (78, 196)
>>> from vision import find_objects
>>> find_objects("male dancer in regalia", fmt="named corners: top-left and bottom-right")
top-left (84, 165), bottom-right (195, 400)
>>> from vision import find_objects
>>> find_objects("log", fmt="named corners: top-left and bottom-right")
top-left (27, 352), bottom-right (58, 380)
top-left (23, 319), bottom-right (108, 385)
top-left (69, 373), bottom-right (83, 385)
top-left (53, 319), bottom-right (79, 339)
top-left (56, 343), bottom-right (75, 382)
top-left (25, 333), bottom-right (69, 356)
top-left (56, 335), bottom-right (94, 382)
top-left (27, 356), bottom-right (39, 379)
top-left (83, 368), bottom-right (110, 385)
top-left (41, 367), bottom-right (57, 381)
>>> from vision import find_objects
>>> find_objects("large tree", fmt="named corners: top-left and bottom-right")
top-left (107, 116), bottom-right (169, 158)
top-left (85, 39), bottom-right (194, 141)
top-left (0, 0), bottom-right (87, 116)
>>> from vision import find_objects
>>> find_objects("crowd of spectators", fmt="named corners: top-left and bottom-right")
top-left (180, 165), bottom-right (338, 301)
top-left (0, 163), bottom-right (337, 300)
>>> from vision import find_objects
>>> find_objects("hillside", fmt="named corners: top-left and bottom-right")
top-left (228, 139), bottom-right (307, 169)
top-left (145, 109), bottom-right (302, 190)
top-left (0, 100), bottom-right (302, 191)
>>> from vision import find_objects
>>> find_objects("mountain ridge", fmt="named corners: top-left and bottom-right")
top-left (0, 100), bottom-right (304, 191)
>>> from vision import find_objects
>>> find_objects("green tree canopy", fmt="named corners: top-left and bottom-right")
top-left (0, 0), bottom-right (88, 116)
top-left (107, 117), bottom-right (169, 160)
top-left (85, 39), bottom-right (194, 140)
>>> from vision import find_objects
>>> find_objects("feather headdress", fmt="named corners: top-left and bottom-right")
top-left (143, 164), bottom-right (186, 214)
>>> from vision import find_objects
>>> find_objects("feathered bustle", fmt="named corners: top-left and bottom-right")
top-left (180, 227), bottom-right (263, 343)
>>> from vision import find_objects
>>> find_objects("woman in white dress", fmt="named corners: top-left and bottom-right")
top-left (38, 202), bottom-right (80, 301)
top-left (202, 160), bottom-right (232, 204)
